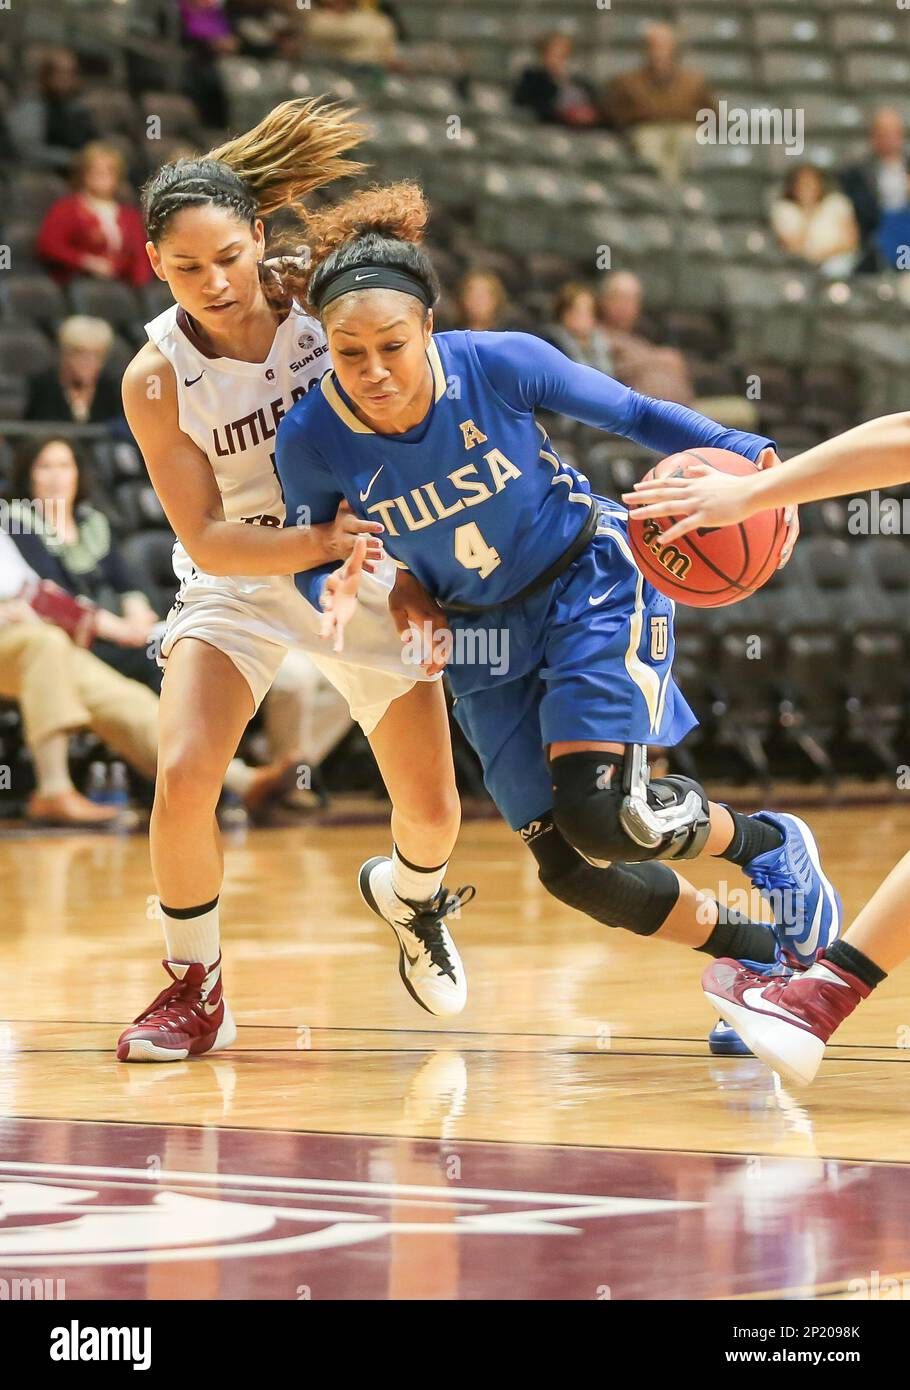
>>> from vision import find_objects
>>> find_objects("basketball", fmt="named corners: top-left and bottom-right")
top-left (627, 448), bottom-right (788, 608)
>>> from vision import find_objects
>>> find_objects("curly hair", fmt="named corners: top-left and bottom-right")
top-left (294, 181), bottom-right (439, 316)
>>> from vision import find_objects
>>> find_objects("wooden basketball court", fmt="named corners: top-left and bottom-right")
top-left (3, 805), bottom-right (909, 1299)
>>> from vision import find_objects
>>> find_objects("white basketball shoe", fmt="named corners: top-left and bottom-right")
top-left (358, 856), bottom-right (470, 1017)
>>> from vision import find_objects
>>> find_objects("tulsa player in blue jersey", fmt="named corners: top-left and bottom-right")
top-left (273, 184), bottom-right (841, 1041)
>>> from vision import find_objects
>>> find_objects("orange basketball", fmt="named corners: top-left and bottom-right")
top-left (627, 448), bottom-right (787, 608)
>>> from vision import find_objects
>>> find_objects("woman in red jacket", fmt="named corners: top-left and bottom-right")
top-left (37, 141), bottom-right (152, 288)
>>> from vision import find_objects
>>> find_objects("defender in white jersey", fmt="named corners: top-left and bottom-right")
top-left (116, 101), bottom-right (470, 1062)
top-left (146, 294), bottom-right (435, 728)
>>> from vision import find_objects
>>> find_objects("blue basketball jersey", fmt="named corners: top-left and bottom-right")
top-left (275, 331), bottom-right (773, 612)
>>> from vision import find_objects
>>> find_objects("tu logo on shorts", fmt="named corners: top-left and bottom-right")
top-left (650, 616), bottom-right (669, 662)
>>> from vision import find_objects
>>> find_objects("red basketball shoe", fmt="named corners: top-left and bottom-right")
top-left (702, 952), bottom-right (870, 1086)
top-left (117, 955), bottom-right (236, 1062)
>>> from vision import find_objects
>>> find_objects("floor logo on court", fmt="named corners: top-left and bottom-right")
top-left (0, 1162), bottom-right (702, 1265)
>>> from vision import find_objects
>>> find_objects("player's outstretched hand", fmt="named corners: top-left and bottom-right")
top-left (320, 537), bottom-right (367, 654)
top-left (326, 499), bottom-right (385, 572)
top-left (388, 570), bottom-right (451, 677)
top-left (623, 447), bottom-right (798, 568)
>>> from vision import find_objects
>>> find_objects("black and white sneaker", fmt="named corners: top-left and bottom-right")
top-left (358, 856), bottom-right (470, 1016)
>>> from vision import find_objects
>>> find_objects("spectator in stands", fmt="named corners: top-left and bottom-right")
top-left (227, 0), bottom-right (294, 58)
top-left (454, 271), bottom-right (515, 333)
top-left (771, 164), bottom-right (860, 278)
top-left (0, 517), bottom-right (299, 826)
top-left (7, 47), bottom-right (98, 172)
top-left (607, 23), bottom-right (716, 185)
top-left (597, 271), bottom-right (757, 430)
top-left (842, 108), bottom-right (910, 274)
top-left (512, 31), bottom-right (603, 129)
top-left (546, 283), bottom-right (614, 374)
top-left (8, 437), bottom-right (162, 693)
top-left (303, 0), bottom-right (399, 68)
top-left (6, 436), bottom-right (347, 809)
top-left (25, 317), bottom-right (123, 427)
top-left (37, 143), bottom-right (152, 289)
top-left (0, 525), bottom-right (158, 826)
top-left (179, 1), bottom-right (238, 129)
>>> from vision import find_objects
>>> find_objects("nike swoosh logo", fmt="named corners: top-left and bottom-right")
top-left (359, 464), bottom-right (385, 503)
top-left (589, 583), bottom-right (619, 607)
top-left (403, 947), bottom-right (420, 967)
top-left (202, 998), bottom-right (221, 1015)
top-left (354, 272), bottom-right (378, 282)
top-left (797, 892), bottom-right (824, 960)
top-left (741, 987), bottom-right (806, 1025)
top-left (184, 372), bottom-right (205, 386)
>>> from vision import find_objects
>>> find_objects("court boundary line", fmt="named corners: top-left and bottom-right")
top-left (2, 1017), bottom-right (907, 1053)
top-left (5, 1112), bottom-right (910, 1168)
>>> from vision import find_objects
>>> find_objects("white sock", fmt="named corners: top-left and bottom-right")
top-left (160, 897), bottom-right (221, 965)
top-left (391, 846), bottom-right (447, 904)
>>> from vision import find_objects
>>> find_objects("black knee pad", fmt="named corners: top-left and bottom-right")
top-left (544, 856), bottom-right (680, 935)
top-left (518, 811), bottom-right (680, 935)
top-left (550, 752), bottom-right (710, 864)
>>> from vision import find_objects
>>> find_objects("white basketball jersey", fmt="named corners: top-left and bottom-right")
top-left (142, 300), bottom-right (420, 701)
top-left (145, 301), bottom-right (329, 532)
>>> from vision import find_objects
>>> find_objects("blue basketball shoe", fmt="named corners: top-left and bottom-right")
top-left (741, 812), bottom-right (842, 966)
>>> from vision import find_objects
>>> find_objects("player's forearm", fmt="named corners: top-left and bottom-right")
top-left (625, 391), bottom-right (774, 465)
top-left (186, 518), bottom-right (335, 577)
top-left (746, 414), bottom-right (910, 512)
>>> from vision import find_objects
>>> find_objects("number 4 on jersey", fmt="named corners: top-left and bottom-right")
top-left (454, 521), bottom-right (501, 578)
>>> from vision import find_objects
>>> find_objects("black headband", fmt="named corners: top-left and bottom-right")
top-left (313, 264), bottom-right (432, 312)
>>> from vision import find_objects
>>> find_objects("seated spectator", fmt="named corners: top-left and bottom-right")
top-left (545, 283), bottom-right (614, 374)
top-left (7, 47), bottom-right (98, 172)
top-left (227, 0), bottom-right (294, 58)
top-left (0, 524), bottom-right (158, 826)
top-left (607, 23), bottom-right (716, 185)
top-left (453, 271), bottom-right (520, 333)
top-left (303, 0), bottom-right (399, 68)
top-left (25, 317), bottom-right (124, 427)
top-left (8, 435), bottom-right (353, 813)
top-left (513, 32), bottom-right (603, 129)
top-left (771, 164), bottom-right (860, 278)
top-left (841, 108), bottom-right (910, 274)
top-left (8, 436), bottom-right (162, 693)
top-left (597, 271), bottom-right (757, 430)
top-left (179, 1), bottom-right (238, 128)
top-left (37, 142), bottom-right (152, 288)
top-left (0, 525), bottom-right (297, 827)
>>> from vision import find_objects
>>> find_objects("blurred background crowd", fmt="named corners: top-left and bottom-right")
top-left (2, 0), bottom-right (910, 827)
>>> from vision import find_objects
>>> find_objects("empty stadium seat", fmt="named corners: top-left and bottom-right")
top-left (9, 171), bottom-right (68, 222)
top-left (0, 326), bottom-right (55, 377)
top-left (0, 275), bottom-right (67, 333)
top-left (115, 480), bottom-right (169, 531)
top-left (119, 530), bottom-right (177, 617)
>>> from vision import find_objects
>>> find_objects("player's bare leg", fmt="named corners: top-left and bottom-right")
top-left (118, 638), bottom-right (255, 1060)
top-left (360, 679), bottom-right (469, 1016)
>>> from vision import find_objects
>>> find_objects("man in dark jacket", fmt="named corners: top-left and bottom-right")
top-left (841, 107), bottom-right (909, 273)
top-left (513, 32), bottom-right (603, 128)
